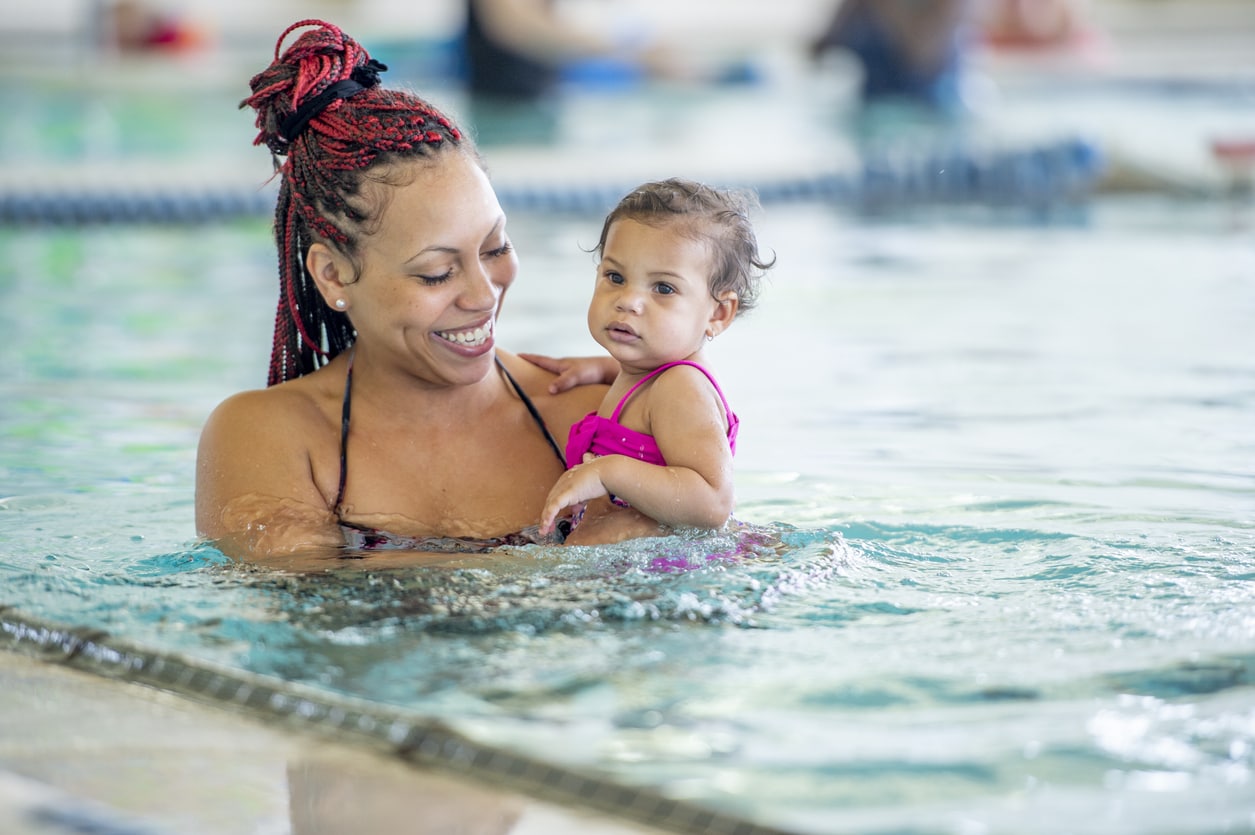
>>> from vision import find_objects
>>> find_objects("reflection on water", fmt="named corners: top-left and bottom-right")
top-left (288, 754), bottom-right (523, 835)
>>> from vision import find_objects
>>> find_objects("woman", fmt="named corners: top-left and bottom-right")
top-left (195, 20), bottom-right (655, 564)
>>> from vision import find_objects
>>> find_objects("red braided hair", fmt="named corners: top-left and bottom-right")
top-left (241, 20), bottom-right (466, 386)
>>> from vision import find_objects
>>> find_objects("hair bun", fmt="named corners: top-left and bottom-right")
top-left (240, 19), bottom-right (371, 154)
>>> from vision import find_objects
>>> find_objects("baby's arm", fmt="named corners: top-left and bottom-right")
top-left (539, 367), bottom-right (735, 532)
top-left (518, 353), bottom-right (620, 394)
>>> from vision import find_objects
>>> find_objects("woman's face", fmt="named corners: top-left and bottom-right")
top-left (345, 151), bottom-right (518, 387)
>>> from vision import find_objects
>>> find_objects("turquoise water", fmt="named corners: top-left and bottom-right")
top-left (2, 79), bottom-right (1255, 832)
top-left (3, 197), bottom-right (1252, 833)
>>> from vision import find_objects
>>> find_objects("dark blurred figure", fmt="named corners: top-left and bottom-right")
top-left (465, 0), bottom-right (560, 99)
top-left (463, 0), bottom-right (681, 100)
top-left (810, 0), bottom-right (974, 111)
top-left (461, 0), bottom-right (692, 144)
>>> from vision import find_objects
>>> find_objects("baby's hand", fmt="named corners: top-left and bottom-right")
top-left (539, 459), bottom-right (609, 535)
top-left (518, 353), bottom-right (619, 394)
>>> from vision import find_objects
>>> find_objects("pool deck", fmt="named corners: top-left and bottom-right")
top-left (0, 650), bottom-right (666, 835)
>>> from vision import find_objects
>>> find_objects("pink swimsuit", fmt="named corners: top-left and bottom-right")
top-left (565, 361), bottom-right (739, 469)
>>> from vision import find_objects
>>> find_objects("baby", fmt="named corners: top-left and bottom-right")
top-left (539, 178), bottom-right (772, 535)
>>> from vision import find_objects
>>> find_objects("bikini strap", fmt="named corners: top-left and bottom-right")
top-left (333, 349), bottom-right (355, 514)
top-left (609, 360), bottom-right (732, 422)
top-left (497, 356), bottom-right (566, 466)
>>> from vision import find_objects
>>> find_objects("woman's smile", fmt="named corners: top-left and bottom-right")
top-left (434, 318), bottom-right (495, 352)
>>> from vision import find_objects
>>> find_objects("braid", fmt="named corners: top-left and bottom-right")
top-left (241, 20), bottom-right (466, 385)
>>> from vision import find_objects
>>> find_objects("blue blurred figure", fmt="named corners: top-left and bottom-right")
top-left (810, 0), bottom-right (975, 112)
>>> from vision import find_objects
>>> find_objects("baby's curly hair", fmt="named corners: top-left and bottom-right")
top-left (594, 178), bottom-right (773, 315)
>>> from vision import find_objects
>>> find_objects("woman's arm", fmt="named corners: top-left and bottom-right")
top-left (540, 366), bottom-right (735, 532)
top-left (195, 388), bottom-right (345, 560)
top-left (561, 497), bottom-right (669, 545)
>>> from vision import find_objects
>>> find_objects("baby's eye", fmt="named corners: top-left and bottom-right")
top-left (606, 271), bottom-right (625, 285)
top-left (654, 282), bottom-right (676, 295)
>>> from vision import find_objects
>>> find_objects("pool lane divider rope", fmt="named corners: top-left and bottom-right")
top-left (0, 137), bottom-right (1102, 225)
top-left (0, 607), bottom-right (798, 835)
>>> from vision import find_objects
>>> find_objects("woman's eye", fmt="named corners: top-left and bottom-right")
top-left (484, 241), bottom-right (513, 259)
top-left (416, 270), bottom-right (454, 285)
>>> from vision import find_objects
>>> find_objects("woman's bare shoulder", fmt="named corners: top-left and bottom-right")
top-left (496, 349), bottom-right (554, 391)
top-left (202, 378), bottom-right (334, 443)
top-left (197, 372), bottom-right (345, 490)
top-left (498, 350), bottom-right (606, 421)
top-left (196, 373), bottom-right (344, 549)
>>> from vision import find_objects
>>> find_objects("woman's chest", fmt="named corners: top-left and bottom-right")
top-left (336, 415), bottom-right (564, 537)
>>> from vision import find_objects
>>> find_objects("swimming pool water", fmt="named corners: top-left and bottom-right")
top-left (2, 184), bottom-right (1252, 832)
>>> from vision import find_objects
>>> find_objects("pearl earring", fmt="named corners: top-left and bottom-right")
top-left (334, 299), bottom-right (347, 310)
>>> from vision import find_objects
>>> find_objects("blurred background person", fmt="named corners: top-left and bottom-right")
top-left (463, 0), bottom-right (683, 100)
top-left (809, 0), bottom-right (976, 113)
top-left (807, 0), bottom-right (1100, 115)
top-left (981, 0), bottom-right (1097, 50)
top-left (461, 0), bottom-right (692, 143)
top-left (100, 0), bottom-right (210, 53)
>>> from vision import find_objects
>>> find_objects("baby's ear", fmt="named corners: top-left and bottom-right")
top-left (706, 291), bottom-right (739, 338)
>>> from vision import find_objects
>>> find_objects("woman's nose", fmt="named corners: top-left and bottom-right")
top-left (462, 262), bottom-right (501, 310)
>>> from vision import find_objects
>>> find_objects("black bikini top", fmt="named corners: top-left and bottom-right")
top-left (332, 351), bottom-right (565, 516)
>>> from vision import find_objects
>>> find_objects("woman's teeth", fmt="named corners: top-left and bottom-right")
top-left (437, 321), bottom-right (492, 347)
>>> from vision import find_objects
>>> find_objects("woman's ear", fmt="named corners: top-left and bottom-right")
top-left (306, 242), bottom-right (353, 311)
top-left (705, 291), bottom-right (739, 339)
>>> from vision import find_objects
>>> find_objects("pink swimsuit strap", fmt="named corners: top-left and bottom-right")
top-left (610, 361), bottom-right (733, 423)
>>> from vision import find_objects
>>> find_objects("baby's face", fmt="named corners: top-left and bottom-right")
top-left (587, 218), bottom-right (720, 373)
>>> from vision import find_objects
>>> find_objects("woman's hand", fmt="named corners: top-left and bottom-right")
top-left (518, 353), bottom-right (620, 393)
